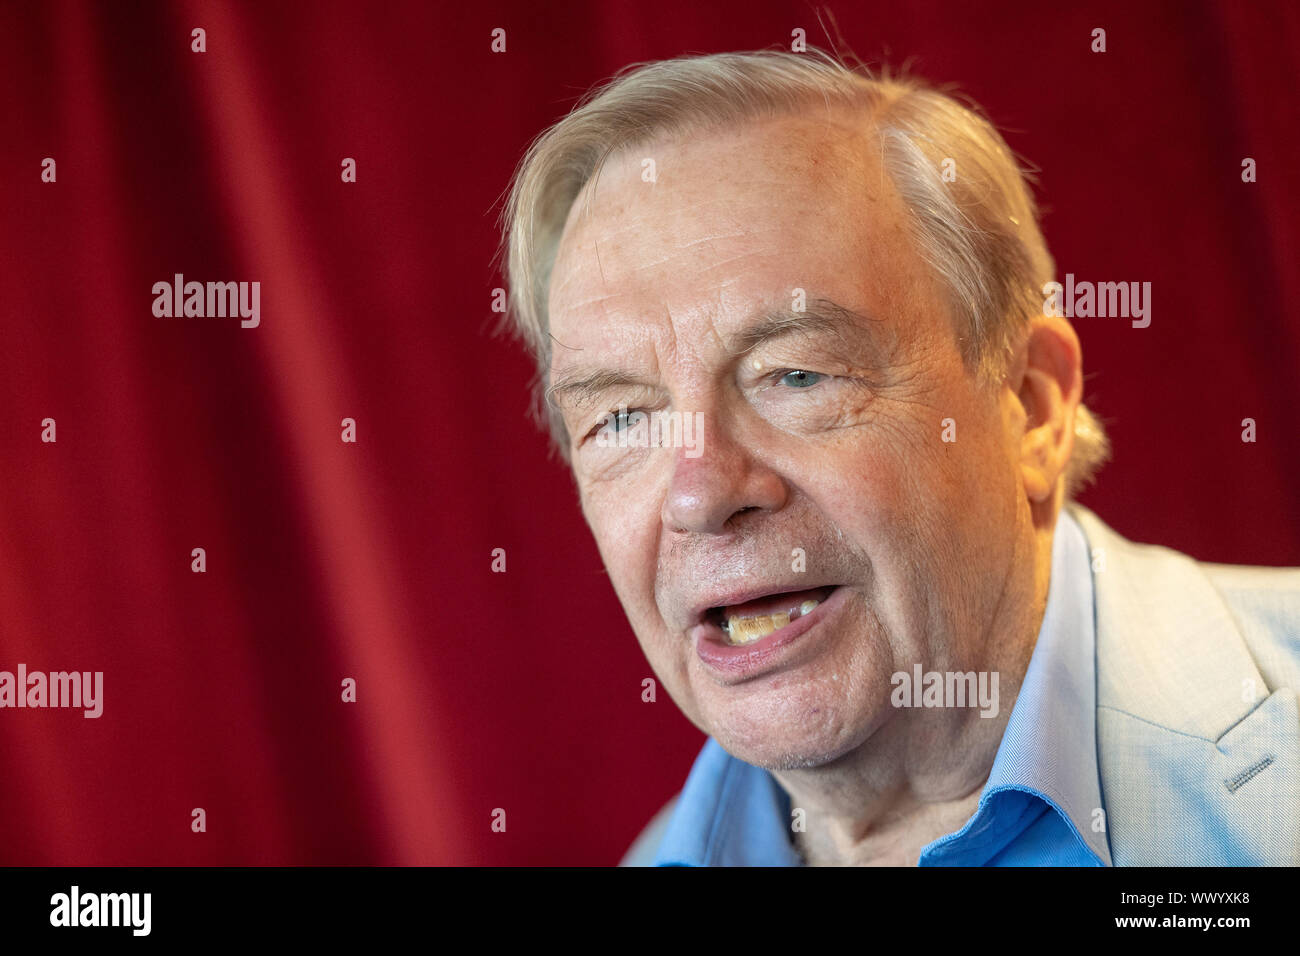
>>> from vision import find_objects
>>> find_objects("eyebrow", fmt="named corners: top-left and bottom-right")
top-left (546, 367), bottom-right (653, 410)
top-left (724, 298), bottom-right (879, 356)
top-left (546, 298), bottom-right (883, 410)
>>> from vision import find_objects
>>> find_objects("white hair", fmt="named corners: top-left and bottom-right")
top-left (498, 47), bottom-right (1109, 496)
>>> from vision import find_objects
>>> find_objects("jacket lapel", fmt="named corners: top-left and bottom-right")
top-left (1069, 505), bottom-right (1300, 865)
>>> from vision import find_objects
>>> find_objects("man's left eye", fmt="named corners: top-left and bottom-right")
top-left (778, 369), bottom-right (824, 388)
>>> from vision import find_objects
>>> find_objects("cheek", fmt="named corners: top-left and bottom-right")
top-left (581, 480), bottom-right (664, 628)
top-left (580, 474), bottom-right (705, 717)
top-left (802, 385), bottom-right (1014, 604)
top-left (936, 389), bottom-right (1022, 526)
top-left (885, 378), bottom-right (1014, 510)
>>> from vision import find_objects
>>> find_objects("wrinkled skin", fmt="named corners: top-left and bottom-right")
top-left (546, 109), bottom-right (1081, 864)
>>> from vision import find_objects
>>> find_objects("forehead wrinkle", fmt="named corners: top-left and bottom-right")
top-left (569, 166), bottom-right (831, 274)
top-left (680, 231), bottom-right (747, 247)
top-left (560, 289), bottom-right (626, 312)
top-left (694, 250), bottom-right (770, 276)
top-left (567, 181), bottom-right (737, 257)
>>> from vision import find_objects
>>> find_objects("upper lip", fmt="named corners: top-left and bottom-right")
top-left (687, 582), bottom-right (836, 628)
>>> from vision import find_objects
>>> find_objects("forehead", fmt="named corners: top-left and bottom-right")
top-left (546, 109), bottom-right (926, 371)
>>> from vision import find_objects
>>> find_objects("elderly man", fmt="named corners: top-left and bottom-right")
top-left (499, 49), bottom-right (1300, 866)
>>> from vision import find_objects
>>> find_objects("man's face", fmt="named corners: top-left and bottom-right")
top-left (546, 111), bottom-right (1033, 770)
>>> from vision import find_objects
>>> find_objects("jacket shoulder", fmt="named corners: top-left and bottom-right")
top-left (1068, 503), bottom-right (1300, 727)
top-left (1200, 561), bottom-right (1300, 691)
top-left (618, 794), bottom-right (680, 866)
top-left (1200, 559), bottom-right (1300, 599)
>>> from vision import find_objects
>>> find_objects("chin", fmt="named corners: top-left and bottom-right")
top-left (717, 731), bottom-right (858, 772)
top-left (703, 689), bottom-right (873, 771)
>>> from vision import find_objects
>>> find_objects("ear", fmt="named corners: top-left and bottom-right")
top-left (1013, 314), bottom-right (1083, 503)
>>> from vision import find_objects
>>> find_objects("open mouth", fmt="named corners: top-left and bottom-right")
top-left (705, 585), bottom-right (838, 647)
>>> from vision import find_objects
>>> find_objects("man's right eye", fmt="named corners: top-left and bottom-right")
top-left (587, 408), bottom-right (644, 439)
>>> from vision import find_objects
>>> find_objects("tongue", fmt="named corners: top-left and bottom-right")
top-left (723, 586), bottom-right (834, 619)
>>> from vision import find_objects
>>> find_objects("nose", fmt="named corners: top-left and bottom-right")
top-left (660, 416), bottom-right (788, 535)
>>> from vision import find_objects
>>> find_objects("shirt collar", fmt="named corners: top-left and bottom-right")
top-left (919, 507), bottom-right (1111, 865)
top-left (653, 735), bottom-right (800, 866)
top-left (655, 507), bottom-right (1108, 866)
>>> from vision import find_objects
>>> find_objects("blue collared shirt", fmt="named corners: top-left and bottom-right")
top-left (650, 508), bottom-right (1112, 866)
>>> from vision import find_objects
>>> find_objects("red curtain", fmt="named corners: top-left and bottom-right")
top-left (1, 0), bottom-right (1297, 865)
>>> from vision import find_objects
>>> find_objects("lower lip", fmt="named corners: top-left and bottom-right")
top-left (692, 586), bottom-right (846, 682)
